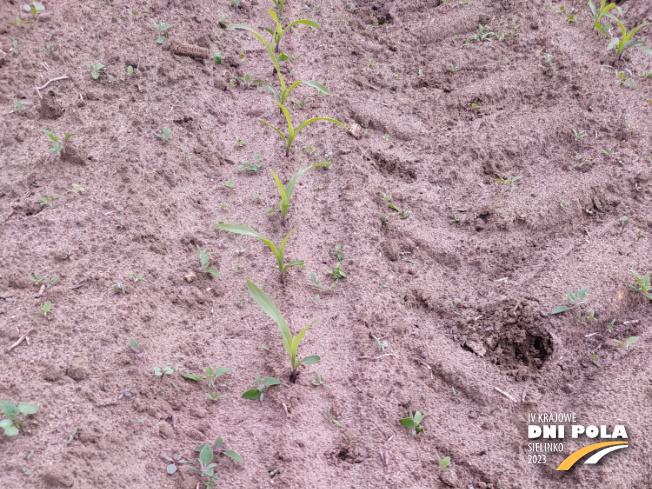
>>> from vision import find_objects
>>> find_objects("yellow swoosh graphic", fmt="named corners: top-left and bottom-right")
top-left (556, 441), bottom-right (628, 470)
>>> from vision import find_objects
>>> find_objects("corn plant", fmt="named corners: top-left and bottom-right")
top-left (588, 0), bottom-right (621, 33)
top-left (247, 280), bottom-right (320, 382)
top-left (629, 270), bottom-right (652, 300)
top-left (269, 161), bottom-right (330, 218)
top-left (261, 103), bottom-right (346, 157)
top-left (215, 222), bottom-right (303, 281)
top-left (603, 14), bottom-right (652, 62)
top-left (271, 0), bottom-right (286, 16)
top-left (263, 9), bottom-right (319, 53)
top-left (227, 20), bottom-right (330, 106)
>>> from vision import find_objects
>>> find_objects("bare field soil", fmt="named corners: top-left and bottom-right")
top-left (1, 0), bottom-right (652, 487)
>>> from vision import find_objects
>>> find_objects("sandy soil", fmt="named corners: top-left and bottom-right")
top-left (1, 0), bottom-right (651, 487)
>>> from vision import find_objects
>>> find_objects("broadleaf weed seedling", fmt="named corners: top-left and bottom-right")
top-left (36, 195), bottom-right (64, 208)
top-left (204, 367), bottom-right (233, 387)
top-left (235, 74), bottom-right (264, 89)
top-left (331, 244), bottom-right (346, 261)
top-left (195, 437), bottom-right (243, 465)
top-left (188, 445), bottom-right (218, 487)
top-left (216, 223), bottom-right (304, 281)
top-left (326, 406), bottom-right (343, 427)
top-left (29, 272), bottom-right (59, 288)
top-left (164, 454), bottom-right (187, 475)
top-left (452, 387), bottom-right (462, 403)
top-left (1, 401), bottom-right (38, 437)
top-left (269, 161), bottom-right (330, 219)
top-left (35, 301), bottom-right (52, 318)
top-left (242, 376), bottom-right (281, 401)
top-left (129, 338), bottom-right (145, 358)
top-left (328, 262), bottom-right (346, 284)
top-left (400, 411), bottom-right (427, 435)
top-left (613, 336), bottom-right (638, 349)
top-left (247, 280), bottom-right (320, 381)
top-left (312, 370), bottom-right (330, 388)
top-left (196, 244), bottom-right (220, 278)
top-left (551, 287), bottom-right (596, 323)
top-left (153, 127), bottom-right (172, 141)
top-left (238, 154), bottom-right (262, 172)
top-left (85, 61), bottom-right (105, 80)
top-left (494, 175), bottom-right (522, 187)
top-left (23, 2), bottom-right (45, 19)
top-left (436, 453), bottom-right (454, 471)
top-left (151, 20), bottom-right (172, 43)
top-left (465, 24), bottom-right (495, 44)
top-left (629, 270), bottom-right (652, 300)
top-left (590, 351), bottom-right (600, 367)
top-left (42, 130), bottom-right (77, 155)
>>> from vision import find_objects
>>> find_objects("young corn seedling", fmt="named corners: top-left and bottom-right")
top-left (1, 401), bottom-right (38, 436)
top-left (242, 376), bottom-right (281, 401)
top-left (264, 9), bottom-right (319, 54)
top-left (215, 223), bottom-right (303, 282)
top-left (227, 20), bottom-right (330, 107)
top-left (269, 161), bottom-right (330, 218)
top-left (613, 336), bottom-right (638, 349)
top-left (247, 280), bottom-right (320, 382)
top-left (400, 411), bottom-right (427, 435)
top-left (260, 103), bottom-right (346, 157)
top-left (271, 0), bottom-right (286, 16)
top-left (603, 14), bottom-right (652, 62)
top-left (42, 130), bottom-right (77, 155)
top-left (196, 244), bottom-right (220, 278)
top-left (629, 270), bottom-right (652, 300)
top-left (551, 287), bottom-right (596, 323)
top-left (588, 0), bottom-right (622, 33)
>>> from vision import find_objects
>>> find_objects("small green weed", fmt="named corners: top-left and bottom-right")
top-left (551, 287), bottom-right (596, 323)
top-left (23, 2), bottom-right (45, 19)
top-left (613, 336), bottom-right (637, 349)
top-left (242, 376), bottom-right (281, 401)
top-left (400, 411), bottom-right (427, 435)
top-left (86, 61), bottom-right (105, 80)
top-left (35, 301), bottom-right (52, 317)
top-left (436, 452), bottom-right (453, 471)
top-left (42, 129), bottom-right (77, 155)
top-left (1, 401), bottom-right (38, 436)
top-left (312, 370), bottom-right (330, 388)
top-left (153, 127), bottom-right (171, 141)
top-left (629, 270), bottom-right (652, 300)
top-left (196, 245), bottom-right (220, 278)
top-left (151, 20), bottom-right (172, 43)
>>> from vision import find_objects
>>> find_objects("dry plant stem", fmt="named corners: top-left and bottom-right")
top-left (494, 386), bottom-right (517, 403)
top-left (34, 76), bottom-right (69, 98)
top-left (358, 354), bottom-right (394, 360)
top-left (7, 330), bottom-right (33, 352)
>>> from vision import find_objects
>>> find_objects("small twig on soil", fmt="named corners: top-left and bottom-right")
top-left (415, 358), bottom-right (434, 379)
top-left (69, 283), bottom-right (85, 290)
top-left (522, 389), bottom-right (527, 403)
top-left (494, 387), bottom-right (517, 404)
top-left (379, 449), bottom-right (392, 473)
top-left (7, 330), bottom-right (33, 353)
top-left (34, 76), bottom-right (69, 98)
top-left (358, 354), bottom-right (394, 360)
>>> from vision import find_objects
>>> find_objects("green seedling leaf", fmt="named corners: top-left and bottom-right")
top-left (18, 403), bottom-right (38, 415)
top-left (0, 419), bottom-right (19, 436)
top-left (181, 373), bottom-right (204, 382)
top-left (223, 450), bottom-right (243, 463)
top-left (551, 305), bottom-right (569, 314)
top-left (2, 401), bottom-right (19, 419)
top-left (242, 388), bottom-right (262, 400)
